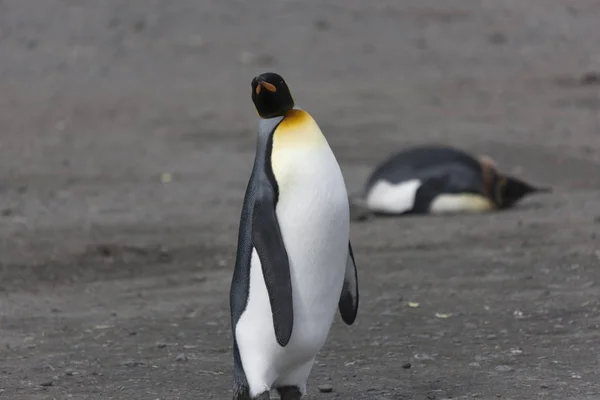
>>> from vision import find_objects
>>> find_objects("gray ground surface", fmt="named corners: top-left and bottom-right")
top-left (1, 1), bottom-right (600, 399)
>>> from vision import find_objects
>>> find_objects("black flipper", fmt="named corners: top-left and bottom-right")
top-left (339, 241), bottom-right (359, 325)
top-left (252, 175), bottom-right (294, 347)
top-left (411, 174), bottom-right (451, 214)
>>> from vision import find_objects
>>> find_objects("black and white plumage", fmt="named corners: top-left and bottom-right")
top-left (351, 145), bottom-right (550, 220)
top-left (230, 72), bottom-right (359, 400)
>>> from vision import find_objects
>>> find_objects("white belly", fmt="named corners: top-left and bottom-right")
top-left (365, 179), bottom-right (495, 215)
top-left (235, 146), bottom-right (350, 396)
top-left (365, 179), bottom-right (421, 214)
top-left (429, 193), bottom-right (494, 214)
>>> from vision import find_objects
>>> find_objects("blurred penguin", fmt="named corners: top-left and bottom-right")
top-left (350, 145), bottom-right (550, 221)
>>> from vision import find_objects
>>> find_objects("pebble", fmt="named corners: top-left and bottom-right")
top-left (495, 365), bottom-right (513, 372)
top-left (314, 19), bottom-right (330, 31)
top-left (318, 384), bottom-right (334, 393)
top-left (121, 360), bottom-right (145, 367)
top-left (156, 343), bottom-right (167, 349)
top-left (175, 353), bottom-right (188, 362)
top-left (402, 362), bottom-right (412, 369)
top-left (40, 380), bottom-right (54, 387)
top-left (488, 32), bottom-right (507, 45)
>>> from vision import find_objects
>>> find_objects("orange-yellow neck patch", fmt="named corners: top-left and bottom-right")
top-left (272, 109), bottom-right (327, 150)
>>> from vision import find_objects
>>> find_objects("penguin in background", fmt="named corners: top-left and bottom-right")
top-left (230, 72), bottom-right (359, 400)
top-left (350, 145), bottom-right (551, 220)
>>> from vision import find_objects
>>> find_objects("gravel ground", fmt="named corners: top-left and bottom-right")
top-left (1, 1), bottom-right (600, 399)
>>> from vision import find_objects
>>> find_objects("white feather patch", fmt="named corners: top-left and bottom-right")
top-left (429, 194), bottom-right (494, 214)
top-left (364, 179), bottom-right (421, 214)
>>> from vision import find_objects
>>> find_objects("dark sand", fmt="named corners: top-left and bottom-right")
top-left (1, 1), bottom-right (600, 399)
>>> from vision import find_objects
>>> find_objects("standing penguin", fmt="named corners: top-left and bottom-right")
top-left (350, 145), bottom-right (550, 220)
top-left (230, 72), bottom-right (359, 400)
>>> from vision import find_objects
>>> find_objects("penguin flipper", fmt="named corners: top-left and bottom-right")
top-left (412, 174), bottom-right (451, 213)
top-left (251, 184), bottom-right (294, 347)
top-left (338, 241), bottom-right (359, 325)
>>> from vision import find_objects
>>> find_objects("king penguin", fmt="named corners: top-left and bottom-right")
top-left (229, 72), bottom-right (359, 400)
top-left (350, 145), bottom-right (551, 220)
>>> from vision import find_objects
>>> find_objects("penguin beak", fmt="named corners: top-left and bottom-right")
top-left (253, 75), bottom-right (277, 94)
top-left (260, 81), bottom-right (277, 93)
top-left (500, 176), bottom-right (552, 208)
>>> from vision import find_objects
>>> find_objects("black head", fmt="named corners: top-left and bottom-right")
top-left (495, 175), bottom-right (551, 209)
top-left (251, 72), bottom-right (295, 119)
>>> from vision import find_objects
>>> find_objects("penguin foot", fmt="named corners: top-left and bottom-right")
top-left (277, 386), bottom-right (302, 400)
top-left (233, 385), bottom-right (269, 400)
top-left (254, 391), bottom-right (271, 400)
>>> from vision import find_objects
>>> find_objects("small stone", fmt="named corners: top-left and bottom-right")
top-left (133, 19), bottom-right (146, 32)
top-left (495, 365), bottom-right (513, 372)
top-left (156, 343), bottom-right (167, 349)
top-left (121, 360), bottom-right (145, 367)
top-left (26, 39), bottom-right (38, 49)
top-left (314, 19), bottom-right (330, 31)
top-left (509, 348), bottom-right (523, 356)
top-left (540, 384), bottom-right (549, 389)
top-left (318, 384), bottom-right (334, 393)
top-left (158, 247), bottom-right (171, 262)
top-left (402, 362), bottom-right (411, 369)
top-left (160, 173), bottom-right (173, 183)
top-left (64, 369), bottom-right (76, 376)
top-left (488, 32), bottom-right (507, 45)
top-left (175, 353), bottom-right (188, 362)
top-left (486, 334), bottom-right (497, 340)
top-left (40, 380), bottom-right (54, 387)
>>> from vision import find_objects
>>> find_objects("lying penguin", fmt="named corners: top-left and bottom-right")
top-left (351, 145), bottom-right (551, 220)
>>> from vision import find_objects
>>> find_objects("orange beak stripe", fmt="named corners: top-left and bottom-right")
top-left (260, 81), bottom-right (277, 93)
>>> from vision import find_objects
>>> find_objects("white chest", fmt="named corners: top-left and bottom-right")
top-left (235, 120), bottom-right (352, 395)
top-left (236, 146), bottom-right (350, 368)
top-left (365, 179), bottom-right (421, 213)
top-left (273, 147), bottom-right (350, 319)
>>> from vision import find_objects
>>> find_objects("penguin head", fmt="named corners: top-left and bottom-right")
top-left (479, 155), bottom-right (550, 208)
top-left (251, 72), bottom-right (295, 119)
top-left (496, 175), bottom-right (551, 209)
